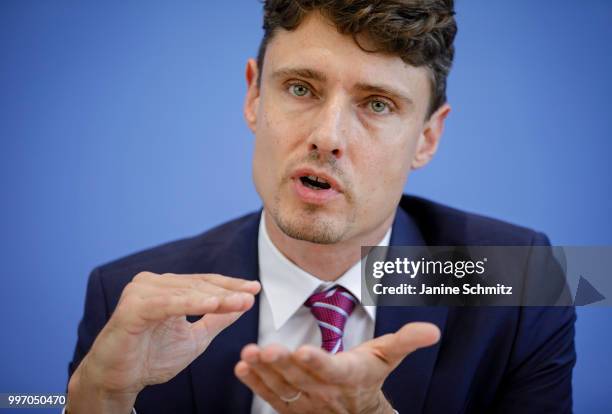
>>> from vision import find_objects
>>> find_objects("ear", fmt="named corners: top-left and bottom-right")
top-left (411, 103), bottom-right (451, 170)
top-left (243, 58), bottom-right (260, 133)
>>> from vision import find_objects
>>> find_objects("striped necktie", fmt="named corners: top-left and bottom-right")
top-left (305, 286), bottom-right (356, 354)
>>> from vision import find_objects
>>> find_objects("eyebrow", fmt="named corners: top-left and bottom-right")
top-left (354, 82), bottom-right (414, 107)
top-left (270, 67), bottom-right (327, 83)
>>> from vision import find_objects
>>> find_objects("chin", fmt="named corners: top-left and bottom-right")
top-left (273, 202), bottom-right (350, 245)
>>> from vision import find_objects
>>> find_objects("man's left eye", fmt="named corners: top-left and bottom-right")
top-left (289, 84), bottom-right (310, 97)
top-left (369, 100), bottom-right (389, 114)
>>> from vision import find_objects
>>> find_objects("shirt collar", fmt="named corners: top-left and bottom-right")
top-left (258, 212), bottom-right (391, 330)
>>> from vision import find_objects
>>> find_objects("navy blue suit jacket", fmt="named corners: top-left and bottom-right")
top-left (68, 195), bottom-right (576, 413)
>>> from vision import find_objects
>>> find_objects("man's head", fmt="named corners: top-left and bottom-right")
top-left (257, 0), bottom-right (457, 119)
top-left (245, 0), bottom-right (457, 245)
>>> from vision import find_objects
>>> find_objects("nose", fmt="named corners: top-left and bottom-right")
top-left (306, 95), bottom-right (350, 160)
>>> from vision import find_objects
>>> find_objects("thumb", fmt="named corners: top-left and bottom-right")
top-left (365, 322), bottom-right (441, 369)
top-left (191, 311), bottom-right (245, 352)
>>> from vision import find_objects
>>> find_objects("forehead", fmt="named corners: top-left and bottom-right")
top-left (262, 11), bottom-right (430, 101)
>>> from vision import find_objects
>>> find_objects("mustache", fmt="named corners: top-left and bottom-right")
top-left (285, 151), bottom-right (349, 189)
top-left (305, 150), bottom-right (342, 174)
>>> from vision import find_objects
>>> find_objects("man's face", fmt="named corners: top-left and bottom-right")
top-left (245, 12), bottom-right (447, 244)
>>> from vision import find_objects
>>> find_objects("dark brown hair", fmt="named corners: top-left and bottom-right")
top-left (257, 0), bottom-right (457, 117)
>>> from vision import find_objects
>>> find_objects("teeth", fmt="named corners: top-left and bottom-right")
top-left (307, 175), bottom-right (329, 184)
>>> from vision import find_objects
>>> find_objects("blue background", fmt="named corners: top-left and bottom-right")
top-left (1, 1), bottom-right (610, 412)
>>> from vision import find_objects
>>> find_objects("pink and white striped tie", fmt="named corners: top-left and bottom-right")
top-left (305, 286), bottom-right (356, 354)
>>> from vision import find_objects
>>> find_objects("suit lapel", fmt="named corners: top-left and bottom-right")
top-left (375, 207), bottom-right (448, 413)
top-left (189, 213), bottom-right (261, 414)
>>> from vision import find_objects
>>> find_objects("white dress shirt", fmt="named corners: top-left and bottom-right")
top-left (253, 212), bottom-right (391, 414)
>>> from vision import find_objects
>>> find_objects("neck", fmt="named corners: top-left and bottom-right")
top-left (264, 210), bottom-right (394, 281)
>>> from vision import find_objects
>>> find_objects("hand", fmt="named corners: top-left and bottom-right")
top-left (68, 272), bottom-right (260, 409)
top-left (235, 322), bottom-right (440, 414)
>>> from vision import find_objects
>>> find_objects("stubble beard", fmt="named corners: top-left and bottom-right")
top-left (270, 192), bottom-right (355, 245)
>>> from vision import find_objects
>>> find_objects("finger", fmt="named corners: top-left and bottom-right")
top-left (240, 344), bottom-right (303, 399)
top-left (154, 273), bottom-right (261, 295)
top-left (235, 361), bottom-right (289, 414)
top-left (124, 281), bottom-right (229, 302)
top-left (121, 290), bottom-right (255, 327)
top-left (363, 322), bottom-right (441, 368)
top-left (244, 357), bottom-right (302, 404)
top-left (190, 311), bottom-right (245, 350)
top-left (260, 344), bottom-right (319, 390)
top-left (136, 272), bottom-right (261, 297)
top-left (191, 274), bottom-right (261, 294)
top-left (121, 278), bottom-right (256, 314)
top-left (127, 274), bottom-right (233, 301)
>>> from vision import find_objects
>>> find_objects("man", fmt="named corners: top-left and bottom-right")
top-left (66, 1), bottom-right (576, 413)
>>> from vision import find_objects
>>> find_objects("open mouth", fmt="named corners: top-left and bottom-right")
top-left (299, 175), bottom-right (332, 190)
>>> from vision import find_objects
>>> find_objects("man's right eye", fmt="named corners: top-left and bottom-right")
top-left (289, 83), bottom-right (310, 97)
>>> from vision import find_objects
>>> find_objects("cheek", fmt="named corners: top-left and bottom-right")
top-left (348, 127), bottom-right (419, 223)
top-left (252, 113), bottom-right (277, 194)
top-left (252, 108), bottom-right (297, 193)
top-left (355, 147), bottom-right (411, 222)
top-left (370, 155), bottom-right (408, 197)
top-left (257, 99), bottom-right (305, 150)
top-left (357, 135), bottom-right (416, 196)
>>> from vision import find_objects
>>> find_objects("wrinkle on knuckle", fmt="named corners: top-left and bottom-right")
top-left (120, 282), bottom-right (142, 302)
top-left (133, 271), bottom-right (153, 282)
top-left (172, 287), bottom-right (192, 297)
top-left (148, 295), bottom-right (170, 308)
top-left (182, 297), bottom-right (195, 309)
top-left (198, 273), bottom-right (215, 283)
top-left (191, 278), bottom-right (211, 291)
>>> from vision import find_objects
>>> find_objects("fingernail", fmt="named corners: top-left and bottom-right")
top-left (244, 281), bottom-right (261, 294)
top-left (236, 363), bottom-right (250, 377)
top-left (244, 347), bottom-right (260, 364)
top-left (263, 353), bottom-right (278, 363)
